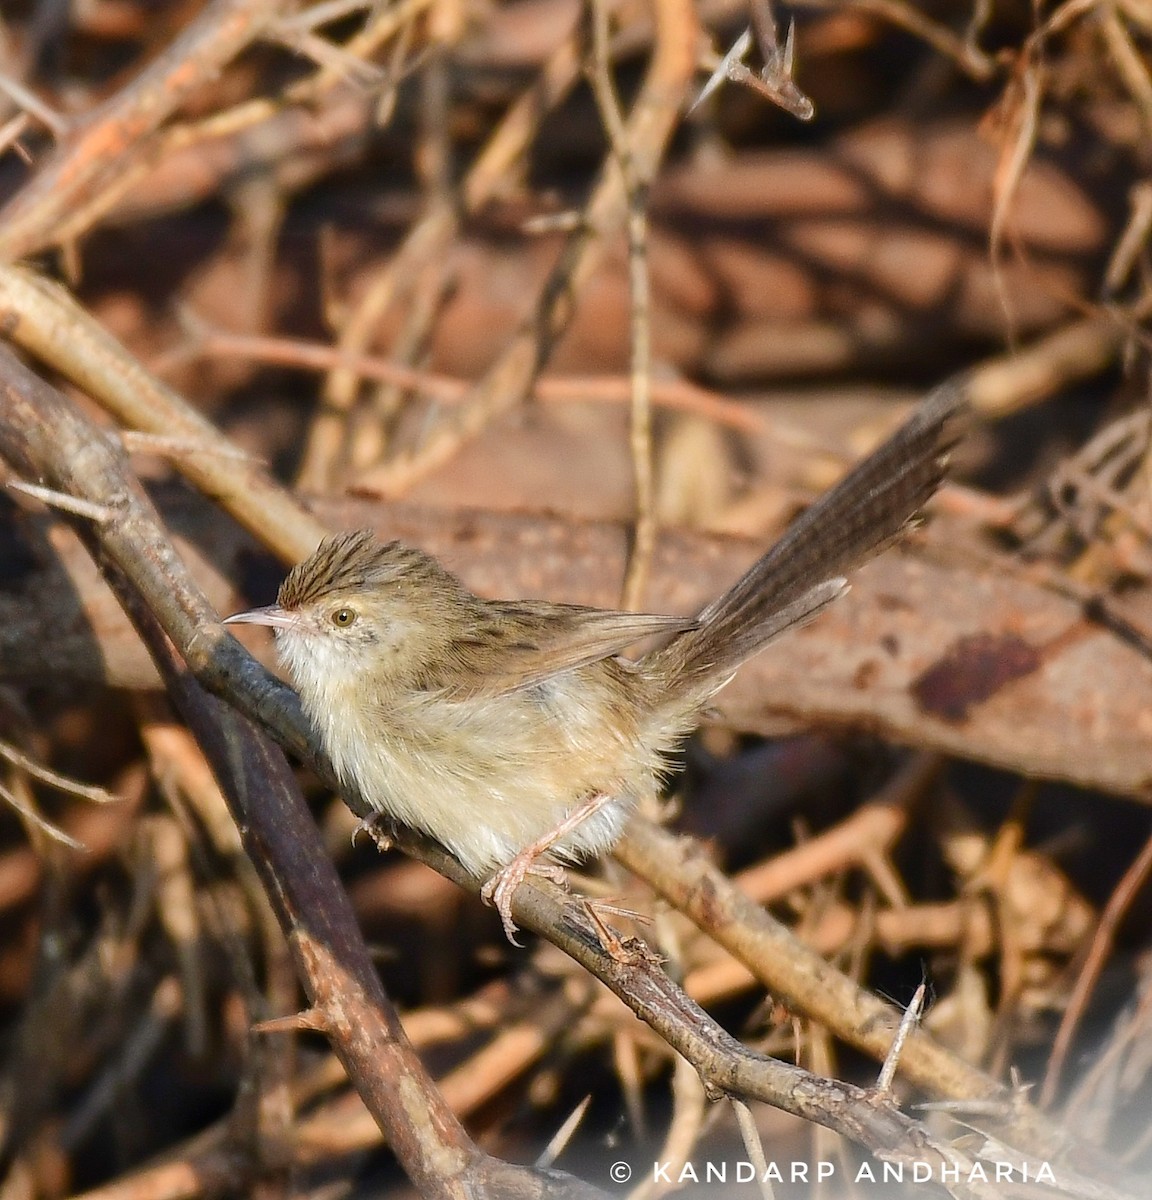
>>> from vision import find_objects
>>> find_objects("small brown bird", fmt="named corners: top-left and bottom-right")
top-left (226, 381), bottom-right (965, 943)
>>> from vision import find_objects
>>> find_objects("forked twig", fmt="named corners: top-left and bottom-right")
top-left (693, 1), bottom-right (813, 119)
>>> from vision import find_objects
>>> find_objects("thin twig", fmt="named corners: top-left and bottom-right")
top-left (611, 819), bottom-right (1106, 1172)
top-left (0, 264), bottom-right (330, 565)
top-left (806, 0), bottom-right (995, 79)
top-left (0, 70), bottom-right (67, 135)
top-left (0, 112), bottom-right (32, 161)
top-left (731, 1098), bottom-right (777, 1200)
top-left (173, 319), bottom-right (761, 431)
top-left (1041, 830), bottom-right (1152, 1108)
top-left (587, 0), bottom-right (657, 610)
top-left (0, 778), bottom-right (85, 850)
top-left (0, 740), bottom-right (119, 805)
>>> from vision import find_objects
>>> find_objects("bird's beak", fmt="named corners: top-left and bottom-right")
top-left (223, 604), bottom-right (297, 630)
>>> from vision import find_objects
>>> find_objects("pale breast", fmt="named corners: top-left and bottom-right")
top-left (308, 669), bottom-right (662, 875)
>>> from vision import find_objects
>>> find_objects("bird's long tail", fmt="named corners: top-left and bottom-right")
top-left (650, 376), bottom-right (969, 702)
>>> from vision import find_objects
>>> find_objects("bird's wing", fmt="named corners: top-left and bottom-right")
top-left (433, 603), bottom-right (697, 699)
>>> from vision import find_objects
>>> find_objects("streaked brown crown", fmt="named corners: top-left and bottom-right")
top-left (278, 529), bottom-right (458, 610)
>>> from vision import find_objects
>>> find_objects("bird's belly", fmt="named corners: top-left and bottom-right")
top-left (314, 690), bottom-right (648, 876)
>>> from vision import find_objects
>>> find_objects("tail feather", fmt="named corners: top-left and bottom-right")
top-left (652, 376), bottom-right (968, 698)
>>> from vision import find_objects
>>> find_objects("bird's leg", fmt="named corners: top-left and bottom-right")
top-left (481, 793), bottom-right (618, 944)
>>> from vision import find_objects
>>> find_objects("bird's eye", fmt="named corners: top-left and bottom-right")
top-left (331, 607), bottom-right (357, 628)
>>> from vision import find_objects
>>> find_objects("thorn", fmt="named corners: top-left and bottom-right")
top-left (7, 480), bottom-right (118, 523)
top-left (782, 18), bottom-right (796, 75)
top-left (522, 209), bottom-right (583, 235)
top-left (536, 1095), bottom-right (592, 1169)
top-left (118, 431), bottom-right (255, 463)
top-left (253, 1008), bottom-right (328, 1035)
top-left (690, 18), bottom-right (813, 122)
top-left (690, 28), bottom-right (752, 113)
top-left (877, 983), bottom-right (926, 1093)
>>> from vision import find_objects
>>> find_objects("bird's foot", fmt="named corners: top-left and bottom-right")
top-left (481, 858), bottom-right (569, 945)
top-left (352, 810), bottom-right (393, 850)
top-left (480, 857), bottom-right (527, 945)
top-left (481, 858), bottom-right (653, 962)
top-left (481, 793), bottom-right (617, 946)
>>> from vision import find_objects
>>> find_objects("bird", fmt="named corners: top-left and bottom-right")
top-left (225, 379), bottom-right (966, 944)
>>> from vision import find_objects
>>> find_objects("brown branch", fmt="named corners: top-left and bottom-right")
top-left (611, 819), bottom-right (1096, 1168)
top-left (801, 0), bottom-right (995, 79)
top-left (734, 754), bottom-right (937, 903)
top-left (385, 830), bottom-right (1003, 1196)
top-left (967, 315), bottom-right (1128, 418)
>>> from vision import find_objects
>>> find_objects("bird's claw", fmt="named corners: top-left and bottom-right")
top-left (351, 810), bottom-right (393, 849)
top-left (481, 860), bottom-right (568, 946)
top-left (481, 861), bottom-right (528, 946)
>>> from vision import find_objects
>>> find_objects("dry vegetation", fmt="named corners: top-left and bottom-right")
top-left (1, 0), bottom-right (1152, 1197)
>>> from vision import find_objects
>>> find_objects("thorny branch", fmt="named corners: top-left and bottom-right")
top-left (0, 348), bottom-right (1136, 1197)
